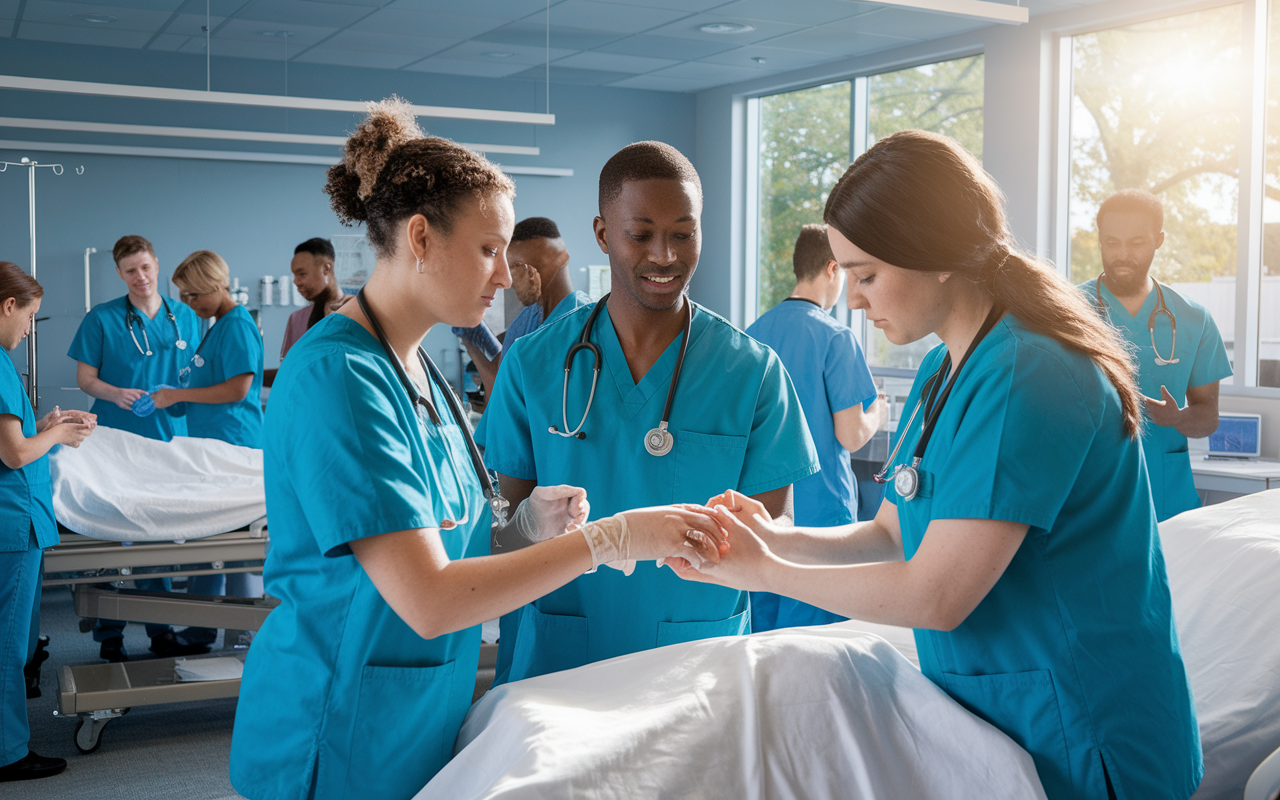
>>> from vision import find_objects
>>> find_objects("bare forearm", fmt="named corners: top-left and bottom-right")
top-left (77, 374), bottom-right (119, 403)
top-left (762, 558), bottom-right (945, 629)
top-left (0, 427), bottom-right (64, 470)
top-left (168, 380), bottom-right (251, 405)
top-left (765, 519), bottom-right (903, 565)
top-left (1175, 402), bottom-right (1220, 439)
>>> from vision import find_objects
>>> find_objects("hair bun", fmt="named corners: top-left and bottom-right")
top-left (345, 97), bottom-right (424, 200)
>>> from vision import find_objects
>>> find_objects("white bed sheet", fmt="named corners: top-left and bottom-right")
top-left (50, 426), bottom-right (265, 542)
top-left (420, 626), bottom-right (1047, 800)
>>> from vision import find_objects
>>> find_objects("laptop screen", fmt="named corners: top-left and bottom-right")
top-left (1208, 413), bottom-right (1262, 458)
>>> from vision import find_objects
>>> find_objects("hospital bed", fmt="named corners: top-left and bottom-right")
top-left (420, 489), bottom-right (1280, 800)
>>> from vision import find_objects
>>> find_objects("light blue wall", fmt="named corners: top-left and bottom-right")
top-left (0, 38), bottom-right (696, 412)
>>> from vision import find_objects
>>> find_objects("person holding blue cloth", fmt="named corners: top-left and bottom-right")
top-left (68, 234), bottom-right (203, 662)
top-left (229, 100), bottom-right (726, 800)
top-left (745, 223), bottom-right (886, 631)
top-left (482, 141), bottom-right (819, 685)
top-left (0, 261), bottom-right (96, 782)
top-left (1079, 190), bottom-right (1231, 521)
top-left (670, 131), bottom-right (1202, 800)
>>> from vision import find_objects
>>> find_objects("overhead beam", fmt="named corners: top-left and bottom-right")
top-left (868, 0), bottom-right (1028, 24)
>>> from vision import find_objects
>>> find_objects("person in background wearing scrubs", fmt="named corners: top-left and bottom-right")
top-left (229, 100), bottom-right (727, 800)
top-left (745, 224), bottom-right (886, 631)
top-left (153, 250), bottom-right (265, 648)
top-left (0, 262), bottom-right (95, 782)
top-left (671, 131), bottom-right (1202, 800)
top-left (482, 141), bottom-right (819, 685)
top-left (1079, 190), bottom-right (1230, 521)
top-left (68, 235), bottom-right (203, 662)
top-left (264, 238), bottom-right (346, 387)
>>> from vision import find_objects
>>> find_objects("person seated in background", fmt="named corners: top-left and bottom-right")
top-left (265, 237), bottom-right (345, 386)
top-left (152, 250), bottom-right (265, 649)
top-left (68, 234), bottom-right (203, 662)
top-left (745, 223), bottom-right (887, 631)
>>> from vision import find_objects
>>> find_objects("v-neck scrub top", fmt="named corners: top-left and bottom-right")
top-left (183, 304), bottom-right (264, 448)
top-left (885, 314), bottom-right (1201, 800)
top-left (229, 314), bottom-right (489, 800)
top-left (1080, 278), bottom-right (1231, 521)
top-left (482, 299), bottom-right (819, 683)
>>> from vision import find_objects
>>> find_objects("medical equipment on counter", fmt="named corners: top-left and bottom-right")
top-left (548, 293), bottom-right (692, 457)
top-left (259, 276), bottom-right (275, 306)
top-left (874, 305), bottom-right (1003, 501)
top-left (357, 288), bottom-right (509, 528)
top-left (125, 296), bottom-right (187, 356)
top-left (84, 247), bottom-right (97, 312)
top-left (1095, 276), bottom-right (1179, 366)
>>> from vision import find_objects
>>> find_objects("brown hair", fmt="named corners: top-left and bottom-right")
top-left (824, 130), bottom-right (1142, 437)
top-left (113, 235), bottom-right (155, 266)
top-left (172, 250), bottom-right (231, 295)
top-left (0, 262), bottom-right (43, 307)
top-left (793, 223), bottom-right (835, 282)
top-left (325, 97), bottom-right (515, 259)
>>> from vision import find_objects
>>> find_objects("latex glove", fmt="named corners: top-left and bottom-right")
top-left (508, 485), bottom-right (590, 544)
top-left (578, 505), bottom-right (727, 574)
top-left (131, 384), bottom-right (177, 417)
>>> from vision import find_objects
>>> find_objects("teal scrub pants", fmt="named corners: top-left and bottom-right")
top-left (1, 532), bottom-right (41, 766)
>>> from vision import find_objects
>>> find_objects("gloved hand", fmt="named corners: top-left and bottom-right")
top-left (578, 505), bottom-right (727, 575)
top-left (508, 485), bottom-right (590, 544)
top-left (131, 385), bottom-right (177, 417)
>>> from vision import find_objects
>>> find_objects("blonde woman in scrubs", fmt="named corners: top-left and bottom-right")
top-left (229, 100), bottom-right (726, 800)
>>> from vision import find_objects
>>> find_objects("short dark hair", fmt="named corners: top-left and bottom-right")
top-left (793, 224), bottom-right (835, 282)
top-left (598, 141), bottom-right (701, 215)
top-left (294, 238), bottom-right (335, 261)
top-left (113, 235), bottom-right (155, 266)
top-left (1097, 189), bottom-right (1163, 233)
top-left (511, 217), bottom-right (560, 243)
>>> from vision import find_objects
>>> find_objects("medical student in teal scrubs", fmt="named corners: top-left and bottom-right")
top-left (151, 250), bottom-right (265, 647)
top-left (482, 141), bottom-right (819, 684)
top-left (229, 100), bottom-right (726, 800)
top-left (1079, 190), bottom-right (1231, 521)
top-left (671, 131), bottom-right (1202, 800)
top-left (746, 224), bottom-right (885, 630)
top-left (68, 235), bottom-right (203, 662)
top-left (0, 262), bottom-right (96, 782)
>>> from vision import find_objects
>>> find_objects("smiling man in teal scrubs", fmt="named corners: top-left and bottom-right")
top-left (482, 141), bottom-right (819, 683)
top-left (1079, 190), bottom-right (1231, 521)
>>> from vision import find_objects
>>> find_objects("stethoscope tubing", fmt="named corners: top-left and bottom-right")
top-left (1095, 277), bottom-right (1179, 366)
top-left (125, 296), bottom-right (184, 357)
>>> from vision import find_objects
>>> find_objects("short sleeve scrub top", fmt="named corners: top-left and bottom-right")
top-left (182, 303), bottom-right (264, 448)
top-left (229, 313), bottom-right (489, 800)
top-left (885, 315), bottom-right (1202, 800)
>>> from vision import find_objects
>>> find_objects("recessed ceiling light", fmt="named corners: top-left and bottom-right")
top-left (259, 30), bottom-right (294, 37)
top-left (484, 51), bottom-right (516, 58)
top-left (698, 22), bottom-right (755, 34)
top-left (752, 56), bottom-right (767, 64)
top-left (72, 13), bottom-right (118, 23)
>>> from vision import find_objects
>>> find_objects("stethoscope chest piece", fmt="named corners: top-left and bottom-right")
top-left (893, 465), bottom-right (920, 502)
top-left (176, 340), bottom-right (188, 351)
top-left (192, 354), bottom-right (205, 368)
top-left (645, 422), bottom-right (674, 457)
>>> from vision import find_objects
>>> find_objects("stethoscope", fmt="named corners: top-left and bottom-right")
top-left (125, 296), bottom-right (187, 356)
top-left (177, 328), bottom-right (214, 388)
top-left (357, 289), bottom-right (509, 529)
top-left (548, 293), bottom-right (692, 458)
top-left (1095, 277), bottom-right (1179, 366)
top-left (874, 305), bottom-right (1003, 502)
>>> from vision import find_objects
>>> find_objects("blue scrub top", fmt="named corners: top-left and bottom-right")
top-left (68, 295), bottom-right (201, 441)
top-left (1080, 278), bottom-right (1232, 521)
top-left (183, 304), bottom-right (264, 449)
top-left (0, 355), bottom-right (57, 552)
top-left (230, 313), bottom-right (489, 800)
top-left (885, 314), bottom-right (1202, 800)
top-left (483, 299), bottom-right (819, 683)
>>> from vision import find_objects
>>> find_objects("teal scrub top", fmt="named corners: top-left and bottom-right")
top-left (1080, 278), bottom-right (1232, 521)
top-left (67, 295), bottom-right (202, 441)
top-left (229, 314), bottom-right (489, 800)
top-left (885, 315), bottom-right (1202, 800)
top-left (183, 304), bottom-right (264, 449)
top-left (482, 299), bottom-right (819, 684)
top-left (0, 355), bottom-right (57, 553)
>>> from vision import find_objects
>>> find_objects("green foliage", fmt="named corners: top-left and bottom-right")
top-left (868, 55), bottom-right (984, 161)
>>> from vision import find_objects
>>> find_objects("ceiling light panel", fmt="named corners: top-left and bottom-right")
top-left (712, 0), bottom-right (880, 26)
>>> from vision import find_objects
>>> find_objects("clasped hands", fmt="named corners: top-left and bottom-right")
top-left (37, 406), bottom-right (97, 448)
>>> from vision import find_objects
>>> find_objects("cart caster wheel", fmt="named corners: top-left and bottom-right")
top-left (74, 718), bottom-right (102, 754)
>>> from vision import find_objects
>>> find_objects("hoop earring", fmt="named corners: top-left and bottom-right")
top-left (415, 257), bottom-right (425, 274)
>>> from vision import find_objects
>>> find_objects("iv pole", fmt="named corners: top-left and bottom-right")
top-left (0, 156), bottom-right (84, 410)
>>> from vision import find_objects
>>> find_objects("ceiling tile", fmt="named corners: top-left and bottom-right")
top-left (17, 19), bottom-right (154, 45)
top-left (593, 33), bottom-right (738, 59)
top-left (474, 20), bottom-right (625, 50)
top-left (543, 0), bottom-right (689, 34)
top-left (292, 47), bottom-right (422, 68)
top-left (434, 38), bottom-right (574, 65)
top-left (402, 56), bottom-right (531, 77)
top-left (166, 13), bottom-right (228, 35)
top-left (0, 0), bottom-right (15, 14)
top-left (234, 0), bottom-right (369, 28)
top-left (177, 0), bottom-right (245, 15)
top-left (507, 63), bottom-right (632, 85)
top-left (649, 60), bottom-right (764, 84)
top-left (21, 0), bottom-right (174, 32)
top-left (322, 28), bottom-right (456, 55)
top-left (589, 0), bottom-right (725, 11)
top-left (349, 8), bottom-right (505, 39)
top-left (178, 33), bottom-right (293, 58)
top-left (74, 0), bottom-right (186, 10)
top-left (699, 43), bottom-right (834, 71)
top-left (147, 31), bottom-right (190, 48)
top-left (761, 27), bottom-right (917, 55)
top-left (608, 73), bottom-right (709, 92)
top-left (215, 19), bottom-right (335, 45)
top-left (552, 50), bottom-right (677, 73)
top-left (645, 13), bottom-right (805, 45)
top-left (388, 0), bottom-right (547, 15)
top-left (828, 7), bottom-right (987, 39)
top-left (712, 0), bottom-right (878, 26)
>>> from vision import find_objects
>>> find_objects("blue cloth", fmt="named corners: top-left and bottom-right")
top-left (483, 299), bottom-right (819, 684)
top-left (0, 531), bottom-right (41, 765)
top-left (885, 314), bottom-right (1202, 800)
top-left (68, 296), bottom-right (201, 441)
top-left (451, 322), bottom-right (501, 361)
top-left (1079, 279), bottom-right (1232, 521)
top-left (230, 313), bottom-right (489, 800)
top-left (746, 299), bottom-right (878, 631)
top-left (183, 304), bottom-right (264, 449)
top-left (0, 355), bottom-right (57, 553)
top-left (130, 384), bottom-right (177, 418)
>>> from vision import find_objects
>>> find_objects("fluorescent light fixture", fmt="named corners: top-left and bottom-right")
top-left (259, 30), bottom-right (293, 37)
top-left (484, 52), bottom-right (516, 58)
top-left (72, 13), bottom-right (118, 23)
top-left (0, 117), bottom-right (540, 155)
top-left (699, 22), bottom-right (756, 34)
top-left (0, 75), bottom-right (556, 125)
top-left (866, 0), bottom-right (1027, 24)
top-left (0, 139), bottom-right (571, 175)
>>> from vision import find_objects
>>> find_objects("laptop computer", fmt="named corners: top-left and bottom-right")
top-left (1206, 412), bottom-right (1262, 459)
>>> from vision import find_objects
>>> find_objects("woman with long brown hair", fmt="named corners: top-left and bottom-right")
top-left (672, 130), bottom-right (1202, 799)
